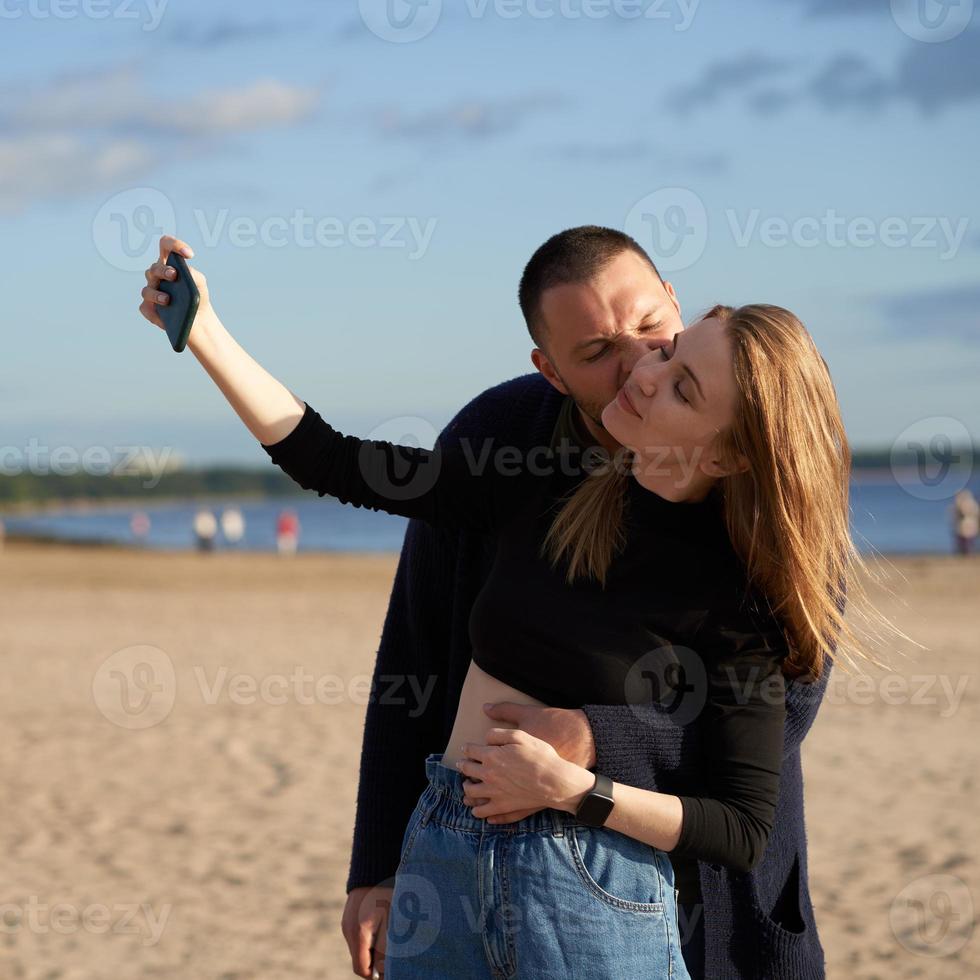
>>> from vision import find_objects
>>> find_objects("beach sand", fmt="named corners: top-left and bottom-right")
top-left (0, 541), bottom-right (976, 978)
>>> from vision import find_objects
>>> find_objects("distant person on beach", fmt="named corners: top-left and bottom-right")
top-left (950, 489), bottom-right (979, 555)
top-left (192, 508), bottom-right (217, 552)
top-left (220, 506), bottom-right (245, 547)
top-left (130, 510), bottom-right (151, 545)
top-left (276, 508), bottom-right (299, 555)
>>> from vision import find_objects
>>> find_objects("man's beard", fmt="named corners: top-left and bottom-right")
top-left (556, 371), bottom-right (609, 432)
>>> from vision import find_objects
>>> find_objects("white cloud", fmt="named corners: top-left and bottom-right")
top-left (0, 63), bottom-right (324, 210)
top-left (0, 134), bottom-right (155, 214)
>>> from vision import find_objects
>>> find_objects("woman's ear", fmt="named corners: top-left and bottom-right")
top-left (700, 452), bottom-right (749, 479)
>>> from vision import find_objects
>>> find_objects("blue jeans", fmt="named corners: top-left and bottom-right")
top-left (384, 752), bottom-right (691, 979)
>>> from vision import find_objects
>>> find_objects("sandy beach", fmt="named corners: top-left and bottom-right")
top-left (0, 541), bottom-right (975, 979)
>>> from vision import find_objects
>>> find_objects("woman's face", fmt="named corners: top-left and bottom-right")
top-left (600, 316), bottom-right (742, 500)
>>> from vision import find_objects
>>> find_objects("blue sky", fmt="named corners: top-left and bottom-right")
top-left (1, 0), bottom-right (977, 467)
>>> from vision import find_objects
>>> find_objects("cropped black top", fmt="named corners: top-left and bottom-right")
top-left (261, 398), bottom-right (788, 889)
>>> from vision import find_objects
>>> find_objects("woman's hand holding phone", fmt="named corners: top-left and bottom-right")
top-left (138, 234), bottom-right (216, 349)
top-left (137, 234), bottom-right (306, 446)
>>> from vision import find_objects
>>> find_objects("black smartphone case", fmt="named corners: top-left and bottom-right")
top-left (158, 251), bottom-right (200, 353)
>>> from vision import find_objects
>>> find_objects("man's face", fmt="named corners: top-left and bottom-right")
top-left (530, 249), bottom-right (684, 450)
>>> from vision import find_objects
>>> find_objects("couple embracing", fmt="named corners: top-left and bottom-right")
top-left (139, 225), bottom-right (887, 978)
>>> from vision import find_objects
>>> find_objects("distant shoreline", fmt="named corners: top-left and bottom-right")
top-left (0, 490), bottom-right (290, 519)
top-left (1, 466), bottom-right (970, 519)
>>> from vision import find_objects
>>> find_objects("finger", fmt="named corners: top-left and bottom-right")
top-left (484, 727), bottom-right (523, 745)
top-left (460, 742), bottom-right (490, 763)
top-left (488, 807), bottom-right (537, 823)
top-left (483, 700), bottom-right (521, 721)
top-left (145, 261), bottom-right (177, 286)
top-left (472, 800), bottom-right (508, 819)
top-left (354, 920), bottom-right (376, 977)
top-left (138, 300), bottom-right (163, 328)
top-left (373, 919), bottom-right (387, 978)
top-left (456, 756), bottom-right (485, 778)
top-left (141, 284), bottom-right (170, 307)
top-left (158, 234), bottom-right (194, 263)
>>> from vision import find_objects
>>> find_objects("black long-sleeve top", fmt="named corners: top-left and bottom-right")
top-left (260, 398), bottom-right (788, 889)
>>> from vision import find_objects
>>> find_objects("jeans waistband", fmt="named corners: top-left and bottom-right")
top-left (424, 752), bottom-right (578, 837)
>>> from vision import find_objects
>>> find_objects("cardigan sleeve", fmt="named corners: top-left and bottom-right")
top-left (344, 515), bottom-right (458, 892)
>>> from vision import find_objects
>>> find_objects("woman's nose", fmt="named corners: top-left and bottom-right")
top-left (625, 351), bottom-right (661, 393)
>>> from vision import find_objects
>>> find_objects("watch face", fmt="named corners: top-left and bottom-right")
top-left (577, 793), bottom-right (615, 827)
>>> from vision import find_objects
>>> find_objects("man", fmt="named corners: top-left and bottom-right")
top-left (341, 226), bottom-right (831, 979)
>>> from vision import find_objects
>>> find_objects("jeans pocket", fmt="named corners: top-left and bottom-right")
top-left (567, 824), bottom-right (668, 913)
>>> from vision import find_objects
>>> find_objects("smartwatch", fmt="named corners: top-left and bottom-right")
top-left (574, 772), bottom-right (615, 827)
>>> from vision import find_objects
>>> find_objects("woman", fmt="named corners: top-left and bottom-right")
top-left (138, 237), bottom-right (881, 979)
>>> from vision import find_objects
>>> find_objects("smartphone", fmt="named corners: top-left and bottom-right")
top-left (157, 250), bottom-right (200, 353)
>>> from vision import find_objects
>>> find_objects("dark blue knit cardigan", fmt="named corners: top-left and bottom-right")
top-left (344, 371), bottom-right (832, 979)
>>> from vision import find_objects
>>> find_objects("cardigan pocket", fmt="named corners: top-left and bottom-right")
top-left (748, 851), bottom-right (812, 946)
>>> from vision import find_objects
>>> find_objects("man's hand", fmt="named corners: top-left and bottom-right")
top-left (460, 702), bottom-right (597, 817)
top-left (342, 885), bottom-right (392, 978)
top-left (483, 702), bottom-right (597, 768)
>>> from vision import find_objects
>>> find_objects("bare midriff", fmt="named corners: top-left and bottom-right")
top-left (438, 657), bottom-right (548, 771)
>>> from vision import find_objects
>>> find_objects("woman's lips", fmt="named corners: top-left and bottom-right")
top-left (616, 384), bottom-right (641, 419)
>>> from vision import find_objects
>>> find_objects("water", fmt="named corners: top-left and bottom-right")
top-left (2, 477), bottom-right (977, 555)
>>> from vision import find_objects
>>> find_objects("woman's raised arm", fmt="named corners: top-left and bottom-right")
top-left (138, 235), bottom-right (518, 532)
top-left (139, 235), bottom-right (306, 446)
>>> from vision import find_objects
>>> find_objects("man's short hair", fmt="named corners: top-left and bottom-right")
top-left (518, 225), bottom-right (664, 351)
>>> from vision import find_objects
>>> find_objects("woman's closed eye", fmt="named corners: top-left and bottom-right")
top-left (659, 345), bottom-right (690, 404)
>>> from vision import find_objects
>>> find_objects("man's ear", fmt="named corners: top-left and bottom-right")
top-left (663, 279), bottom-right (681, 318)
top-left (530, 348), bottom-right (569, 395)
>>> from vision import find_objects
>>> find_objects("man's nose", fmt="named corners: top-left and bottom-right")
top-left (620, 336), bottom-right (659, 376)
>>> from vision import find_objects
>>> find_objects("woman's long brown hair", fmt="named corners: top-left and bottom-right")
top-left (540, 303), bottom-right (906, 681)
